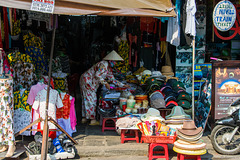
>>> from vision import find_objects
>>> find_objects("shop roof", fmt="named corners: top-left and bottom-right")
top-left (0, 0), bottom-right (176, 17)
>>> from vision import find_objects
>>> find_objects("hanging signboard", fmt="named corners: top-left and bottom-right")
top-left (213, 0), bottom-right (236, 32)
top-left (212, 61), bottom-right (240, 120)
top-left (31, 0), bottom-right (55, 14)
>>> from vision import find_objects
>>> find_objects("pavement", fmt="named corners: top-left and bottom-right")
top-left (72, 123), bottom-right (240, 160)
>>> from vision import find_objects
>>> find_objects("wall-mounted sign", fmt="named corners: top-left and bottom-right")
top-left (31, 0), bottom-right (55, 14)
top-left (213, 0), bottom-right (236, 32)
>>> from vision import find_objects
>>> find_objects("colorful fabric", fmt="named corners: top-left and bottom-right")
top-left (114, 40), bottom-right (130, 74)
top-left (23, 32), bottom-right (48, 74)
top-left (32, 88), bottom-right (63, 130)
top-left (0, 49), bottom-right (12, 75)
top-left (14, 90), bottom-right (31, 112)
top-left (54, 77), bottom-right (66, 91)
top-left (80, 60), bottom-right (124, 119)
top-left (27, 82), bottom-right (47, 135)
top-left (13, 108), bottom-right (31, 136)
top-left (8, 52), bottom-right (32, 66)
top-left (0, 78), bottom-right (14, 145)
top-left (70, 97), bottom-right (77, 130)
top-left (52, 57), bottom-right (62, 72)
top-left (56, 93), bottom-right (71, 119)
top-left (12, 61), bottom-right (37, 91)
top-left (25, 46), bottom-right (48, 74)
top-left (57, 118), bottom-right (76, 137)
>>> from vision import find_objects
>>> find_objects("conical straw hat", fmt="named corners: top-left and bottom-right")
top-left (103, 50), bottom-right (124, 61)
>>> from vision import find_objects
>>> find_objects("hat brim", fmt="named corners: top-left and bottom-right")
top-left (173, 146), bottom-right (207, 155)
top-left (178, 127), bottom-right (203, 136)
top-left (174, 140), bottom-right (206, 150)
top-left (141, 114), bottom-right (165, 122)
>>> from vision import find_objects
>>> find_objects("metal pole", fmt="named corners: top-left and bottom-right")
top-left (41, 14), bottom-right (57, 160)
top-left (192, 36), bottom-right (195, 120)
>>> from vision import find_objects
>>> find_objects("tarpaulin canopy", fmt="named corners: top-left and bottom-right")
top-left (0, 0), bottom-right (176, 17)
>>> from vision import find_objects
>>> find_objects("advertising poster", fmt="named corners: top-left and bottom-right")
top-left (194, 63), bottom-right (212, 98)
top-left (214, 67), bottom-right (240, 119)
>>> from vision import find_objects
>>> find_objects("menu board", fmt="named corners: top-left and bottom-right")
top-left (212, 61), bottom-right (240, 119)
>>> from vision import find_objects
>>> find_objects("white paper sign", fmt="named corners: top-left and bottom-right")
top-left (31, 0), bottom-right (55, 14)
top-left (213, 0), bottom-right (236, 32)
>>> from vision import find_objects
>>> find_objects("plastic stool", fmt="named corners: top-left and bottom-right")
top-left (102, 117), bottom-right (116, 132)
top-left (177, 153), bottom-right (201, 160)
top-left (148, 143), bottom-right (169, 160)
top-left (121, 129), bottom-right (139, 143)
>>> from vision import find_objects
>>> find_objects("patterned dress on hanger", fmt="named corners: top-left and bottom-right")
top-left (0, 78), bottom-right (15, 145)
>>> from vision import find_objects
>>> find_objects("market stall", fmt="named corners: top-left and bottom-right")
top-left (0, 0), bottom-right (209, 159)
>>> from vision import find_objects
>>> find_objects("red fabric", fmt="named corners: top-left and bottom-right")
top-left (56, 94), bottom-right (71, 119)
top-left (0, 20), bottom-right (3, 48)
top-left (140, 17), bottom-right (157, 33)
top-left (3, 7), bottom-right (9, 49)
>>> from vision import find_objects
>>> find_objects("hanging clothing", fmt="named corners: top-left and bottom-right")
top-left (70, 97), bottom-right (77, 131)
top-left (0, 49), bottom-right (12, 75)
top-left (80, 61), bottom-right (124, 119)
top-left (56, 92), bottom-right (71, 119)
top-left (58, 55), bottom-right (71, 74)
top-left (128, 34), bottom-right (138, 67)
top-left (185, 0), bottom-right (197, 36)
top-left (0, 78), bottom-right (14, 145)
top-left (23, 32), bottom-right (48, 74)
top-left (13, 108), bottom-right (31, 136)
top-left (8, 52), bottom-right (32, 66)
top-left (32, 88), bottom-right (63, 130)
top-left (27, 82), bottom-right (47, 135)
top-left (52, 72), bottom-right (68, 91)
top-left (114, 40), bottom-right (130, 74)
top-left (12, 61), bottom-right (37, 91)
top-left (57, 118), bottom-right (76, 137)
top-left (14, 90), bottom-right (31, 112)
top-left (166, 16), bottom-right (180, 47)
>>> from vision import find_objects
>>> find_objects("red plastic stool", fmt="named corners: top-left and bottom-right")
top-left (121, 129), bottom-right (139, 143)
top-left (177, 153), bottom-right (201, 160)
top-left (148, 143), bottom-right (169, 160)
top-left (102, 117), bottom-right (116, 132)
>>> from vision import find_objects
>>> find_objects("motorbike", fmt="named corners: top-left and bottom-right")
top-left (210, 98), bottom-right (240, 155)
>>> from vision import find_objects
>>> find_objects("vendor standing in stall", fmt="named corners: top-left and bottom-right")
top-left (80, 50), bottom-right (130, 125)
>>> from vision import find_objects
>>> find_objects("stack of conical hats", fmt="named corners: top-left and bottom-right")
top-left (173, 120), bottom-right (207, 155)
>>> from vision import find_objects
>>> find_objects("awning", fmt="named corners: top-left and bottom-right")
top-left (0, 0), bottom-right (176, 17)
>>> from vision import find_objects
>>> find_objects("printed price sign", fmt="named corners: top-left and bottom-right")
top-left (31, 0), bottom-right (55, 13)
top-left (213, 0), bottom-right (236, 31)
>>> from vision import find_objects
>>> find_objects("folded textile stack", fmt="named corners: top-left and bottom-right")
top-left (173, 120), bottom-right (207, 155)
top-left (165, 106), bottom-right (191, 129)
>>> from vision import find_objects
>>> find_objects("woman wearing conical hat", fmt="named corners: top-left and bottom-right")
top-left (80, 50), bottom-right (130, 125)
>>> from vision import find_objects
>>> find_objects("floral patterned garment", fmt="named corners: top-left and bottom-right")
top-left (0, 78), bottom-right (15, 145)
top-left (12, 61), bottom-right (37, 91)
top-left (8, 52), bottom-right (33, 66)
top-left (32, 88), bottom-right (63, 129)
top-left (13, 108), bottom-right (31, 136)
top-left (114, 40), bottom-right (130, 74)
top-left (23, 32), bottom-right (48, 74)
top-left (14, 90), bottom-right (31, 112)
top-left (80, 61), bottom-right (124, 119)
top-left (25, 46), bottom-right (48, 74)
top-left (53, 72), bottom-right (68, 92)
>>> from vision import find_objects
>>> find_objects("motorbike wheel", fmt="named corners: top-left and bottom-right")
top-left (211, 125), bottom-right (240, 155)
